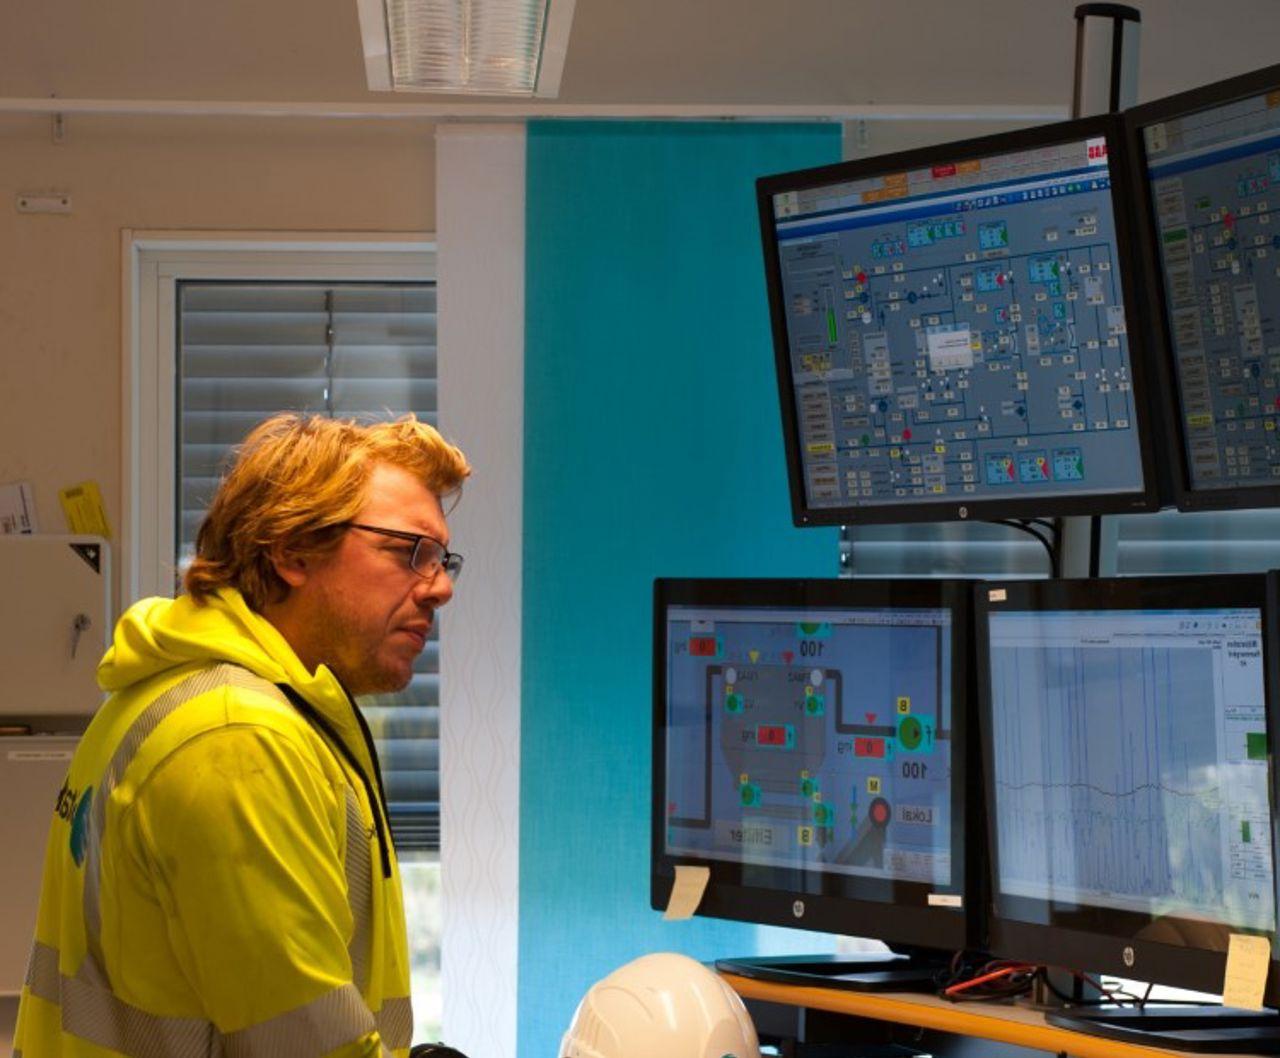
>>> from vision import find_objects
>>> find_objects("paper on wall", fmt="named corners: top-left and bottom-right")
top-left (0, 481), bottom-right (37, 534)
top-left (59, 480), bottom-right (112, 539)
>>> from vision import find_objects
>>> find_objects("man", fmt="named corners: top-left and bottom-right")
top-left (14, 412), bottom-right (470, 1058)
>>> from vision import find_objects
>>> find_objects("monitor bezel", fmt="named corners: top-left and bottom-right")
top-left (757, 113), bottom-right (1164, 528)
top-left (651, 576), bottom-right (977, 952)
top-left (975, 573), bottom-right (1279, 1001)
top-left (1125, 63), bottom-right (1280, 512)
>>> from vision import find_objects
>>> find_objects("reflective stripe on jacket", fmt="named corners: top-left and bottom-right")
top-left (13, 588), bottom-right (413, 1058)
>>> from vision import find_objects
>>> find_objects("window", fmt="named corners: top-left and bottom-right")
top-left (1109, 508), bottom-right (1280, 575)
top-left (126, 239), bottom-right (445, 1042)
top-left (842, 521), bottom-right (1055, 578)
top-left (175, 280), bottom-right (442, 851)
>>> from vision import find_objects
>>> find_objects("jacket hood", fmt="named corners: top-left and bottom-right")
top-left (97, 588), bottom-right (372, 771)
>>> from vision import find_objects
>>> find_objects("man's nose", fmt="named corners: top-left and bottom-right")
top-left (414, 569), bottom-right (453, 607)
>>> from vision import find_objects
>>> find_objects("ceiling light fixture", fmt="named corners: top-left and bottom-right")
top-left (357, 0), bottom-right (576, 97)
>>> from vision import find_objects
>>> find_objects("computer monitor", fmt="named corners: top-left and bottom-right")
top-left (977, 574), bottom-right (1280, 1049)
top-left (652, 577), bottom-right (976, 990)
top-left (757, 115), bottom-right (1162, 527)
top-left (1128, 64), bottom-right (1280, 511)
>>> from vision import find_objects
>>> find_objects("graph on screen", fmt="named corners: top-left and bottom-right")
top-left (987, 608), bottom-right (1273, 930)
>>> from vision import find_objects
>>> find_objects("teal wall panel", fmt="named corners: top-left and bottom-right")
top-left (520, 121), bottom-right (841, 1057)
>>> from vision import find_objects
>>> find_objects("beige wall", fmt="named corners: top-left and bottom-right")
top-left (843, 118), bottom-right (1037, 160)
top-left (0, 113), bottom-right (434, 594)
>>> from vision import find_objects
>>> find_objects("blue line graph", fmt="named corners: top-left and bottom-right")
top-left (990, 632), bottom-right (1272, 928)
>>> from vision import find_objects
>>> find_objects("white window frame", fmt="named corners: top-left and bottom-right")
top-left (122, 218), bottom-right (524, 1053)
top-left (123, 231), bottom-right (449, 1040)
top-left (121, 231), bottom-right (435, 603)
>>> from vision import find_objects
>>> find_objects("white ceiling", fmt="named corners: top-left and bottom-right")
top-left (0, 0), bottom-right (1277, 112)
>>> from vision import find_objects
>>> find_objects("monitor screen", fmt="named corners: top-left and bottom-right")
top-left (652, 578), bottom-right (974, 952)
top-left (1129, 64), bottom-right (1280, 509)
top-left (978, 575), bottom-right (1277, 997)
top-left (757, 115), bottom-right (1160, 526)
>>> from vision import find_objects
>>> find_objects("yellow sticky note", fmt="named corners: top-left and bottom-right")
top-left (663, 865), bottom-right (710, 921)
top-left (1223, 933), bottom-right (1270, 1011)
top-left (59, 481), bottom-right (112, 540)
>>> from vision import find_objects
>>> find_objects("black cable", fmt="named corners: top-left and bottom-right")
top-left (1040, 970), bottom-right (1115, 1008)
top-left (992, 518), bottom-right (1059, 577)
top-left (1088, 514), bottom-right (1102, 578)
top-left (936, 954), bottom-right (1038, 1003)
top-left (1039, 970), bottom-right (1186, 1010)
top-left (278, 684), bottom-right (393, 879)
top-left (993, 518), bottom-right (1051, 549)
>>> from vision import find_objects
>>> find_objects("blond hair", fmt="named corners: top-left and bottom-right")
top-left (185, 413), bottom-right (471, 610)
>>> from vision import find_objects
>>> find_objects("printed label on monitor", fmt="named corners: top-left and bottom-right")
top-left (664, 606), bottom-right (954, 887)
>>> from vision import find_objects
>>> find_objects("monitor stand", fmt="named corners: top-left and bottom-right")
top-left (1045, 1004), bottom-right (1280, 1054)
top-left (715, 949), bottom-right (948, 993)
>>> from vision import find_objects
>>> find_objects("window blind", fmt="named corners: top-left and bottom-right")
top-left (847, 508), bottom-right (1280, 581)
top-left (842, 521), bottom-right (1055, 578)
top-left (177, 281), bottom-right (442, 851)
top-left (1111, 508), bottom-right (1280, 575)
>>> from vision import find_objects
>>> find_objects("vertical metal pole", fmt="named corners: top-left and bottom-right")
top-left (323, 289), bottom-right (336, 417)
top-left (1056, 13), bottom-right (1141, 1005)
top-left (1059, 3), bottom-right (1142, 579)
top-left (1072, 4), bottom-right (1142, 119)
top-left (838, 525), bottom-right (854, 578)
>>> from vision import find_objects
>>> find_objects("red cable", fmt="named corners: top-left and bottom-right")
top-left (944, 962), bottom-right (1035, 996)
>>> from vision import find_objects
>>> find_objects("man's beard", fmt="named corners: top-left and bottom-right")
top-left (305, 590), bottom-right (412, 696)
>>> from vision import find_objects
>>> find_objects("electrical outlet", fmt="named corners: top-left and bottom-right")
top-left (16, 193), bottom-right (72, 214)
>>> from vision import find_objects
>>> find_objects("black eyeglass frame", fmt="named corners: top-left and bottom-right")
top-left (345, 522), bottom-right (464, 583)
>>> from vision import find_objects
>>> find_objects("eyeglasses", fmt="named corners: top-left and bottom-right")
top-left (345, 523), bottom-right (464, 583)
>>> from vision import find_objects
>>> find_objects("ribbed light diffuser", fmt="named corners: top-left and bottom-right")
top-left (385, 0), bottom-right (549, 95)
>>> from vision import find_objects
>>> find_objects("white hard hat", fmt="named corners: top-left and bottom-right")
top-left (560, 952), bottom-right (761, 1058)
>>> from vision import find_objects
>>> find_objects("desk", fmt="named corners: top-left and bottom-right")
top-left (721, 973), bottom-right (1267, 1058)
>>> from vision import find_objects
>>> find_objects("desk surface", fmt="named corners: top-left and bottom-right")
top-left (721, 972), bottom-right (1266, 1058)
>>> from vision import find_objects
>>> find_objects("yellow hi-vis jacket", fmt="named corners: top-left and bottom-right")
top-left (13, 587), bottom-right (413, 1058)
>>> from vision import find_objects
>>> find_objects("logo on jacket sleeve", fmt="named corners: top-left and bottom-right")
top-left (55, 779), bottom-right (93, 867)
top-left (69, 786), bottom-right (93, 867)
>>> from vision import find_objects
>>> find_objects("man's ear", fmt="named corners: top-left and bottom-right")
top-left (269, 546), bottom-right (310, 589)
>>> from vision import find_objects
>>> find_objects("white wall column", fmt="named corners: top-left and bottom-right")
top-left (436, 123), bottom-right (525, 1058)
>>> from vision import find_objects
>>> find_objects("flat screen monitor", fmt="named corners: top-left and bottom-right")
top-left (977, 574), bottom-right (1278, 1009)
top-left (1128, 64), bottom-right (1280, 510)
top-left (652, 578), bottom-right (976, 986)
top-left (757, 115), bottom-right (1161, 527)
